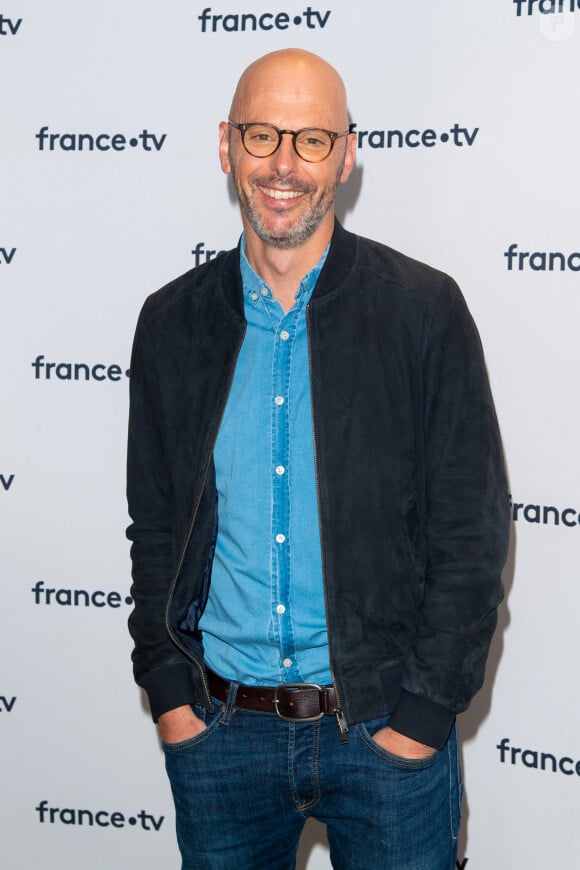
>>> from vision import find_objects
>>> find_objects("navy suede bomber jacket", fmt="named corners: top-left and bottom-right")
top-left (126, 220), bottom-right (509, 750)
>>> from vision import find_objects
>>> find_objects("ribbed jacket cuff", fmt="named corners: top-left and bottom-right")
top-left (139, 661), bottom-right (201, 722)
top-left (388, 689), bottom-right (456, 750)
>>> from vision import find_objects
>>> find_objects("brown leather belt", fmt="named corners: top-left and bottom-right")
top-left (207, 669), bottom-right (338, 722)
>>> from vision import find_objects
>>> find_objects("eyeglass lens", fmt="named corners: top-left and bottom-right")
top-left (242, 124), bottom-right (334, 162)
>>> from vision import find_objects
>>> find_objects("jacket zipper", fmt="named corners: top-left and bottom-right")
top-left (306, 304), bottom-right (349, 744)
top-left (164, 323), bottom-right (247, 710)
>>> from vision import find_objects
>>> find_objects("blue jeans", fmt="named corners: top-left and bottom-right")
top-left (163, 686), bottom-right (462, 870)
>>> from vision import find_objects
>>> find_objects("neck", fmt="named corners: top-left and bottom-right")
top-left (244, 221), bottom-right (333, 313)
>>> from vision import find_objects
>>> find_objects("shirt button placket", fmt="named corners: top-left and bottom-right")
top-left (273, 316), bottom-right (294, 678)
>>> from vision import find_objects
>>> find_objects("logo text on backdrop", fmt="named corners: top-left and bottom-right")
top-left (504, 244), bottom-right (580, 271)
top-left (351, 123), bottom-right (479, 150)
top-left (192, 242), bottom-right (226, 266)
top-left (31, 356), bottom-right (129, 381)
top-left (197, 6), bottom-right (331, 31)
top-left (32, 580), bottom-right (132, 608)
top-left (35, 128), bottom-right (167, 152)
top-left (35, 801), bottom-right (164, 831)
top-left (513, 0), bottom-right (580, 14)
top-left (0, 247), bottom-right (16, 264)
top-left (497, 738), bottom-right (580, 777)
top-left (0, 15), bottom-right (22, 34)
top-left (509, 496), bottom-right (580, 528)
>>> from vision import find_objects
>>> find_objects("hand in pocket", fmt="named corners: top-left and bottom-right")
top-left (372, 726), bottom-right (436, 760)
top-left (158, 705), bottom-right (208, 745)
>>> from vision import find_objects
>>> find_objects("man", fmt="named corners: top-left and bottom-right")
top-left (127, 49), bottom-right (509, 869)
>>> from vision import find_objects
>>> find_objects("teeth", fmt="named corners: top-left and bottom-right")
top-left (261, 186), bottom-right (304, 200)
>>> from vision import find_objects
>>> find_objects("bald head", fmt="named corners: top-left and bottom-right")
top-left (229, 49), bottom-right (349, 132)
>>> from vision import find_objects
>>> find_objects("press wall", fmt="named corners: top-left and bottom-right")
top-left (2, 2), bottom-right (579, 867)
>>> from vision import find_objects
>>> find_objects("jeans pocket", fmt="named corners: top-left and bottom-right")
top-left (357, 717), bottom-right (439, 770)
top-left (162, 706), bottom-right (222, 754)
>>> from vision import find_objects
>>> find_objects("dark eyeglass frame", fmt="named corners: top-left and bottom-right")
top-left (228, 120), bottom-right (351, 163)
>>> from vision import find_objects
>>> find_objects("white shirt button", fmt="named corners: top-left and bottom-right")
top-left (276, 604), bottom-right (286, 615)
top-left (275, 465), bottom-right (285, 476)
top-left (283, 658), bottom-right (293, 668)
top-left (261, 287), bottom-right (269, 296)
top-left (250, 292), bottom-right (258, 301)
top-left (280, 330), bottom-right (290, 341)
top-left (275, 533), bottom-right (286, 544)
top-left (275, 395), bottom-right (284, 406)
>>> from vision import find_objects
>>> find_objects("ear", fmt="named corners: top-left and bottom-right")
top-left (339, 133), bottom-right (357, 184)
top-left (218, 121), bottom-right (232, 175)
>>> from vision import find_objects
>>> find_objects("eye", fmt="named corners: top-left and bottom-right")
top-left (297, 131), bottom-right (330, 150)
top-left (247, 126), bottom-right (277, 143)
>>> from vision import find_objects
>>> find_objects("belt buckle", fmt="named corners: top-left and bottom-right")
top-left (273, 683), bottom-right (325, 722)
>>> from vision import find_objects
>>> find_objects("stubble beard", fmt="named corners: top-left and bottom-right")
top-left (231, 163), bottom-right (343, 250)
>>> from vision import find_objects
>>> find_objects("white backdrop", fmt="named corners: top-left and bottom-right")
top-left (1, 2), bottom-right (579, 868)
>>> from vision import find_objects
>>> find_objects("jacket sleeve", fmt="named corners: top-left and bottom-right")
top-left (388, 277), bottom-right (510, 749)
top-left (126, 307), bottom-right (199, 721)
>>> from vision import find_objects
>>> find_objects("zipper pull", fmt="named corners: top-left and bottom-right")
top-left (335, 708), bottom-right (349, 744)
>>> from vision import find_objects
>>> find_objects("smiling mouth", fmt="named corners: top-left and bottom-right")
top-left (259, 185), bottom-right (305, 201)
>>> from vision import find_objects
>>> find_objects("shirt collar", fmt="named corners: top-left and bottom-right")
top-left (240, 233), bottom-right (330, 310)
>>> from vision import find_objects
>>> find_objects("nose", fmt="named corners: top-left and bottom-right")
top-left (269, 131), bottom-right (300, 175)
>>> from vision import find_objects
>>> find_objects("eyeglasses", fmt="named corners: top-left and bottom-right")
top-left (228, 120), bottom-right (351, 163)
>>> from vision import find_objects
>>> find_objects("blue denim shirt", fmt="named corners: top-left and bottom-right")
top-left (198, 237), bottom-right (332, 686)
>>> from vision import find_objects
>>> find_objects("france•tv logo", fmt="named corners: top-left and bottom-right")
top-left (197, 6), bottom-right (331, 32)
